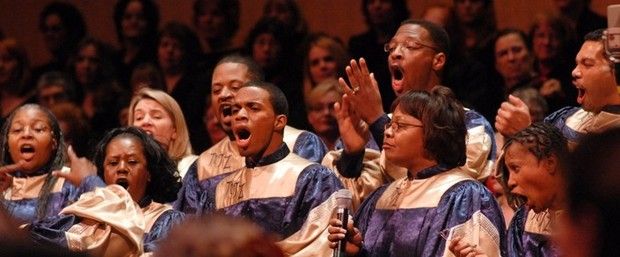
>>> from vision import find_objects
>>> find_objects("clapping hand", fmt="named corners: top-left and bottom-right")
top-left (53, 146), bottom-right (97, 186)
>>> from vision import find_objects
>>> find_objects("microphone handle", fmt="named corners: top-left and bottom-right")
top-left (334, 207), bottom-right (349, 257)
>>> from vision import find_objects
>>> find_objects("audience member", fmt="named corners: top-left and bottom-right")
top-left (36, 72), bottom-right (75, 109)
top-left (128, 88), bottom-right (198, 178)
top-left (529, 13), bottom-right (579, 111)
top-left (305, 79), bottom-right (342, 150)
top-left (113, 0), bottom-right (160, 89)
top-left (244, 17), bottom-right (307, 129)
top-left (129, 62), bottom-right (166, 93)
top-left (328, 87), bottom-right (505, 257)
top-left (32, 2), bottom-right (86, 84)
top-left (552, 0), bottom-right (606, 45)
top-left (0, 38), bottom-right (36, 121)
top-left (446, 0), bottom-right (496, 60)
top-left (157, 22), bottom-right (211, 153)
top-left (203, 96), bottom-right (227, 147)
top-left (301, 33), bottom-right (348, 100)
top-left (348, 0), bottom-right (410, 112)
top-left (155, 214), bottom-right (284, 257)
top-left (69, 38), bottom-right (127, 139)
top-left (262, 0), bottom-right (309, 49)
top-left (0, 104), bottom-right (104, 223)
top-left (30, 127), bottom-right (184, 254)
top-left (49, 102), bottom-right (91, 158)
top-left (421, 4), bottom-right (452, 28)
top-left (192, 0), bottom-right (241, 69)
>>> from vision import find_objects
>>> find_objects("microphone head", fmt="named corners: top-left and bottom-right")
top-left (335, 189), bottom-right (352, 208)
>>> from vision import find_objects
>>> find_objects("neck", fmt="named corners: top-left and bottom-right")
top-left (319, 130), bottom-right (339, 150)
top-left (407, 159), bottom-right (438, 178)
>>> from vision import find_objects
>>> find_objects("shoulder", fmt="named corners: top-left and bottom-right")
top-left (544, 106), bottom-right (581, 124)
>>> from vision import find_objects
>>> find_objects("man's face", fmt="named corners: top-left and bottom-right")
top-left (231, 86), bottom-right (285, 158)
top-left (211, 62), bottom-right (250, 134)
top-left (454, 0), bottom-right (485, 25)
top-left (387, 24), bottom-right (440, 95)
top-left (494, 33), bottom-right (532, 84)
top-left (572, 41), bottom-right (618, 113)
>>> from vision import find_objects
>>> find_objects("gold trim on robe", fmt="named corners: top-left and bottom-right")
top-left (177, 154), bottom-right (198, 179)
top-left (4, 171), bottom-right (66, 200)
top-left (524, 209), bottom-right (553, 236)
top-left (141, 202), bottom-right (173, 234)
top-left (441, 210), bottom-right (501, 257)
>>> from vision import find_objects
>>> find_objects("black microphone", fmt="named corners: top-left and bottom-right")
top-left (334, 189), bottom-right (353, 257)
top-left (605, 4), bottom-right (620, 85)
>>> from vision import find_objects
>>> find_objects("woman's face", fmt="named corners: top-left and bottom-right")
top-left (264, 0), bottom-right (294, 27)
top-left (307, 90), bottom-right (339, 136)
top-left (454, 0), bottom-right (485, 24)
top-left (195, 3), bottom-right (226, 41)
top-left (504, 142), bottom-right (557, 213)
top-left (0, 46), bottom-right (19, 86)
top-left (75, 44), bottom-right (100, 85)
top-left (252, 33), bottom-right (280, 69)
top-left (132, 98), bottom-right (177, 151)
top-left (308, 46), bottom-right (338, 84)
top-left (122, 0), bottom-right (148, 40)
top-left (495, 33), bottom-right (533, 84)
top-left (103, 136), bottom-right (150, 203)
top-left (42, 14), bottom-right (67, 53)
top-left (382, 106), bottom-right (425, 169)
top-left (532, 22), bottom-right (561, 62)
top-left (158, 36), bottom-right (185, 73)
top-left (7, 108), bottom-right (56, 174)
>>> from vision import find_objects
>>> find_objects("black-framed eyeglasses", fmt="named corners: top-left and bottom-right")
top-left (383, 40), bottom-right (439, 54)
top-left (384, 120), bottom-right (423, 132)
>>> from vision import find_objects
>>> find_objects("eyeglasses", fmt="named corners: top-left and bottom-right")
top-left (384, 120), bottom-right (423, 132)
top-left (384, 40), bottom-right (439, 54)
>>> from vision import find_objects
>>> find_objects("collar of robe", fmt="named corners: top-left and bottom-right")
top-left (245, 143), bottom-right (290, 168)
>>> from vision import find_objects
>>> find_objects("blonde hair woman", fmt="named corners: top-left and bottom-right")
top-left (301, 33), bottom-right (348, 99)
top-left (128, 87), bottom-right (197, 178)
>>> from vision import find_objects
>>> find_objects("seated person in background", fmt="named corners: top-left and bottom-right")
top-left (451, 122), bottom-right (568, 257)
top-left (199, 81), bottom-right (343, 256)
top-left (0, 104), bottom-right (103, 223)
top-left (301, 33), bottom-right (348, 100)
top-left (156, 214), bottom-right (284, 257)
top-left (128, 88), bottom-right (198, 178)
top-left (305, 79), bottom-right (343, 151)
top-left (175, 55), bottom-right (327, 214)
top-left (29, 127), bottom-right (184, 255)
top-left (36, 71), bottom-right (75, 109)
top-left (328, 87), bottom-right (505, 257)
top-left (49, 102), bottom-right (91, 158)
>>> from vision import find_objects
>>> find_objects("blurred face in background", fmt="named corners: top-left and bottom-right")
top-left (195, 2), bottom-right (226, 41)
top-left (308, 46), bottom-right (337, 84)
top-left (307, 90), bottom-right (339, 136)
top-left (252, 33), bottom-right (280, 70)
top-left (264, 0), bottom-right (294, 28)
top-left (532, 22), bottom-right (561, 63)
top-left (122, 0), bottom-right (148, 40)
top-left (75, 44), bottom-right (100, 85)
top-left (495, 33), bottom-right (533, 86)
top-left (42, 14), bottom-right (67, 53)
top-left (38, 85), bottom-right (70, 108)
top-left (0, 46), bottom-right (18, 86)
top-left (158, 36), bottom-right (184, 73)
top-left (454, 0), bottom-right (485, 25)
top-left (366, 0), bottom-right (395, 26)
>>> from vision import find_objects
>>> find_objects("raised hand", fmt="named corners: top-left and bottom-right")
top-left (0, 161), bottom-right (25, 192)
top-left (327, 217), bottom-right (363, 256)
top-left (495, 95), bottom-right (532, 137)
top-left (334, 94), bottom-right (369, 154)
top-left (339, 58), bottom-right (385, 124)
top-left (53, 145), bottom-right (97, 186)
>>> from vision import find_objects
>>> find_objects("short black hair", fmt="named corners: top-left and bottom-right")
top-left (584, 28), bottom-right (605, 42)
top-left (113, 0), bottom-right (160, 43)
top-left (497, 122), bottom-right (568, 209)
top-left (391, 86), bottom-right (465, 168)
top-left (243, 80), bottom-right (289, 117)
top-left (362, 0), bottom-right (410, 28)
top-left (158, 22), bottom-right (202, 68)
top-left (93, 127), bottom-right (181, 203)
top-left (216, 54), bottom-right (265, 81)
top-left (193, 0), bottom-right (240, 40)
top-left (38, 2), bottom-right (86, 50)
top-left (401, 19), bottom-right (451, 57)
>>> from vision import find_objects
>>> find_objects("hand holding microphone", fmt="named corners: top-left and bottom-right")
top-left (328, 189), bottom-right (363, 257)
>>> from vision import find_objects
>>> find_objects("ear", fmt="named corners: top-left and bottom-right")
top-left (542, 155), bottom-right (558, 175)
top-left (274, 114), bottom-right (287, 131)
top-left (432, 52), bottom-right (446, 71)
top-left (171, 128), bottom-right (178, 140)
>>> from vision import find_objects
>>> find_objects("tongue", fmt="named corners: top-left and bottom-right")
top-left (392, 80), bottom-right (404, 95)
top-left (21, 151), bottom-right (35, 161)
top-left (577, 89), bottom-right (585, 105)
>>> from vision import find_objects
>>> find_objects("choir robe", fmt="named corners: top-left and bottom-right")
top-left (175, 126), bottom-right (327, 214)
top-left (27, 185), bottom-right (184, 256)
top-left (199, 144), bottom-right (343, 257)
top-left (322, 108), bottom-right (496, 211)
top-left (3, 171), bottom-right (105, 223)
top-left (544, 105), bottom-right (620, 147)
top-left (506, 206), bottom-right (559, 257)
top-left (354, 165), bottom-right (506, 257)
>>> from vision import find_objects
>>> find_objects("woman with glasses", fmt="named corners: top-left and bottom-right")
top-left (327, 86), bottom-right (505, 257)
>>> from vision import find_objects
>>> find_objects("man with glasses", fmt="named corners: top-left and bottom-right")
top-left (322, 19), bottom-right (495, 210)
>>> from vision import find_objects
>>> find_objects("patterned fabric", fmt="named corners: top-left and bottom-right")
top-left (506, 207), bottom-right (558, 257)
